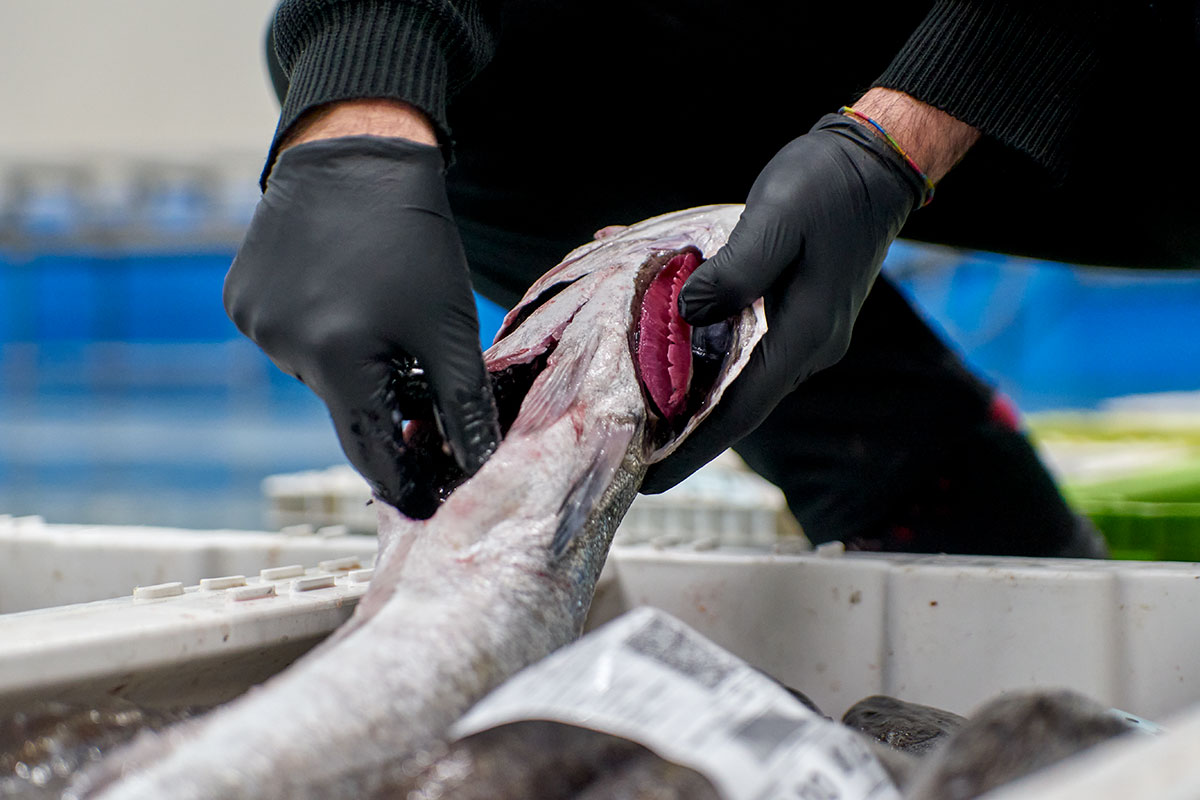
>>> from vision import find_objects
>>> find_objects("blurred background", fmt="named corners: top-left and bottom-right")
top-left (2, 1), bottom-right (1199, 533)
top-left (1, 0), bottom-right (341, 528)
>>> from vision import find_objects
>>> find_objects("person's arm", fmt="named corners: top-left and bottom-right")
top-left (874, 0), bottom-right (1115, 179)
top-left (226, 3), bottom-right (502, 516)
top-left (642, 1), bottom-right (1113, 494)
top-left (264, 0), bottom-right (496, 182)
top-left (279, 98), bottom-right (438, 150)
top-left (852, 88), bottom-right (979, 184)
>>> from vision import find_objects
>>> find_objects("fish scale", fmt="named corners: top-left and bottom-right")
top-left (74, 205), bottom-right (765, 799)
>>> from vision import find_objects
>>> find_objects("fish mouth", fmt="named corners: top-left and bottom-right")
top-left (385, 345), bottom-right (557, 520)
top-left (631, 247), bottom-right (734, 447)
top-left (385, 251), bottom-right (733, 519)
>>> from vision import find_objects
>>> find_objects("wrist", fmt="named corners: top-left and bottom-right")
top-left (279, 99), bottom-right (439, 152)
top-left (849, 88), bottom-right (978, 183)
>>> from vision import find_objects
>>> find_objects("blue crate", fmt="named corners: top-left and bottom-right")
top-left (3, 247), bottom-right (511, 347)
top-left (885, 242), bottom-right (1200, 411)
top-left (117, 251), bottom-right (241, 342)
top-left (8, 233), bottom-right (1197, 529)
top-left (0, 156), bottom-right (526, 530)
top-left (475, 292), bottom-right (506, 345)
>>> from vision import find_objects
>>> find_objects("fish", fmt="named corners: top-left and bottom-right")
top-left (905, 689), bottom-right (1150, 800)
top-left (70, 204), bottom-right (766, 799)
top-left (381, 720), bottom-right (722, 799)
top-left (388, 720), bottom-right (905, 800)
top-left (837, 695), bottom-right (968, 794)
top-left (842, 695), bottom-right (966, 757)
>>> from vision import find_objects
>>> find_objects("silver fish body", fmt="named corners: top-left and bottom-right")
top-left (75, 205), bottom-right (765, 799)
top-left (905, 690), bottom-right (1150, 800)
top-left (842, 695), bottom-right (966, 757)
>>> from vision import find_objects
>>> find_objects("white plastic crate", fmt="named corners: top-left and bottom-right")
top-left (0, 568), bottom-right (373, 716)
top-left (4, 519), bottom-right (1200, 795)
top-left (0, 515), bottom-right (380, 714)
top-left (4, 518), bottom-right (1200, 721)
top-left (262, 466), bottom-right (379, 534)
top-left (598, 544), bottom-right (1200, 721)
top-left (262, 452), bottom-right (804, 546)
top-left (0, 514), bottom-right (377, 614)
top-left (616, 452), bottom-right (802, 547)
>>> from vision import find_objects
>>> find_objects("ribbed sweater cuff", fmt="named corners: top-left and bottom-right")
top-left (875, 0), bottom-right (1105, 180)
top-left (264, 1), bottom-right (454, 186)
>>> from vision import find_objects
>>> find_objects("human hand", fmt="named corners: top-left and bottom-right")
top-left (643, 98), bottom-right (964, 493)
top-left (224, 132), bottom-right (500, 516)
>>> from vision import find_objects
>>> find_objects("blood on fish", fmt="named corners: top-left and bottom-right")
top-left (636, 251), bottom-right (701, 421)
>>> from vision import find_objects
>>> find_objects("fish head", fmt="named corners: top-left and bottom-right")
top-left (492, 204), bottom-right (766, 463)
top-left (384, 205), bottom-right (765, 519)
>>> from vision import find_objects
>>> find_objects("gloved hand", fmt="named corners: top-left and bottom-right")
top-left (224, 136), bottom-right (500, 514)
top-left (642, 112), bottom-right (930, 493)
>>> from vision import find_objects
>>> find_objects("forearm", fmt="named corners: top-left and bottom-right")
top-left (852, 87), bottom-right (980, 184)
top-left (279, 99), bottom-right (438, 152)
top-left (264, 0), bottom-right (496, 184)
top-left (872, 0), bottom-right (1116, 179)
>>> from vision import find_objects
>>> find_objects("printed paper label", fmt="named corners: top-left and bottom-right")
top-left (453, 607), bottom-right (900, 800)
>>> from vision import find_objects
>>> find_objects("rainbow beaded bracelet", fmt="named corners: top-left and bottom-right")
top-left (839, 105), bottom-right (936, 207)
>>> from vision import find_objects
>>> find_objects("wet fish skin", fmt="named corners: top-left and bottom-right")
top-left (771, 681), bottom-right (824, 718)
top-left (0, 701), bottom-right (198, 800)
top-left (842, 695), bottom-right (966, 757)
top-left (905, 689), bottom-right (1140, 800)
top-left (856, 733), bottom-right (920, 792)
top-left (387, 720), bottom-right (720, 800)
top-left (74, 206), bottom-right (763, 800)
top-left (570, 753), bottom-right (720, 800)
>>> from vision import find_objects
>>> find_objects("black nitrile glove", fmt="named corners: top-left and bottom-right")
top-left (642, 113), bottom-right (929, 493)
top-left (224, 136), bottom-right (500, 515)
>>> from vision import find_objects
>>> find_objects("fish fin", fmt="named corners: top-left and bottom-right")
top-left (510, 327), bottom-right (600, 435)
top-left (551, 422), bottom-right (636, 557)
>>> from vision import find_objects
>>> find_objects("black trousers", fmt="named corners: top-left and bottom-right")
top-left (730, 275), bottom-right (1102, 557)
top-left (462, 218), bottom-right (1107, 556)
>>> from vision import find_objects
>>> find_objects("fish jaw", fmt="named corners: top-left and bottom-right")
top-left (499, 204), bottom-right (744, 340)
top-left (362, 203), bottom-right (765, 588)
top-left (390, 205), bottom-right (761, 523)
top-left (437, 262), bottom-right (645, 535)
top-left (490, 204), bottom-right (764, 464)
top-left (637, 250), bottom-right (702, 421)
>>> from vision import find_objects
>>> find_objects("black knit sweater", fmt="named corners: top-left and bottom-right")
top-left (267, 0), bottom-right (1197, 300)
top-left (269, 1), bottom-right (1112, 173)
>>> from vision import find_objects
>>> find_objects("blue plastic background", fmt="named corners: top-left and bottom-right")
top-left (2, 236), bottom-right (1198, 529)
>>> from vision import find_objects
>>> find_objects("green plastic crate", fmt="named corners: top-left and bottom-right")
top-left (1064, 465), bottom-right (1200, 561)
top-left (1032, 414), bottom-right (1200, 561)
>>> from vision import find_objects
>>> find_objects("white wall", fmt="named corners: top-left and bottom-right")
top-left (0, 0), bottom-right (281, 164)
